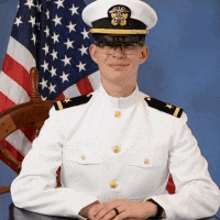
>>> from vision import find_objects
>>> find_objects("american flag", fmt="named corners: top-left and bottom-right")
top-left (0, 0), bottom-right (99, 171)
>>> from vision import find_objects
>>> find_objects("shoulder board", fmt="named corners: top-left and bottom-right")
top-left (53, 95), bottom-right (92, 111)
top-left (144, 97), bottom-right (183, 118)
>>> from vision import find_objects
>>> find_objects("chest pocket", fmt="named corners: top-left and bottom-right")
top-left (124, 147), bottom-right (168, 168)
top-left (63, 144), bottom-right (104, 165)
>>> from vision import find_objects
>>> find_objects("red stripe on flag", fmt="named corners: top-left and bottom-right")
top-left (0, 140), bottom-right (24, 173)
top-left (20, 126), bottom-right (35, 143)
top-left (0, 92), bottom-right (15, 112)
top-left (1, 140), bottom-right (24, 162)
top-left (2, 54), bottom-right (32, 96)
top-left (76, 77), bottom-right (94, 95)
top-left (55, 93), bottom-right (65, 101)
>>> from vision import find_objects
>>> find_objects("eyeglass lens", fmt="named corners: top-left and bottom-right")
top-left (97, 43), bottom-right (143, 55)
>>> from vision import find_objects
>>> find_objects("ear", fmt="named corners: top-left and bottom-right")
top-left (89, 44), bottom-right (99, 64)
top-left (140, 45), bottom-right (149, 64)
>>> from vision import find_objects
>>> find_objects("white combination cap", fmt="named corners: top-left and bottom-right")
top-left (82, 0), bottom-right (158, 35)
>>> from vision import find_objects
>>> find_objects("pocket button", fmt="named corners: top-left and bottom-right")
top-left (114, 111), bottom-right (121, 118)
top-left (110, 181), bottom-right (118, 189)
top-left (144, 158), bottom-right (150, 165)
top-left (113, 146), bottom-right (121, 153)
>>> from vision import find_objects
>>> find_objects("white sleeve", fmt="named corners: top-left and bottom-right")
top-left (11, 107), bottom-right (98, 218)
top-left (150, 112), bottom-right (220, 220)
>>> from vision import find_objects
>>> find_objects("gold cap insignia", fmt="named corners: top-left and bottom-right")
top-left (108, 5), bottom-right (131, 27)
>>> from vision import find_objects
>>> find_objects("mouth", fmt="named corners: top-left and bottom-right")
top-left (109, 64), bottom-right (129, 67)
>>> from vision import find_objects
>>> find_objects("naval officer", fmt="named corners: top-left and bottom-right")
top-left (11, 0), bottom-right (220, 219)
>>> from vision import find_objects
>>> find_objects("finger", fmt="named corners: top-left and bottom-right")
top-left (90, 204), bottom-right (104, 217)
top-left (95, 205), bottom-right (123, 220)
top-left (102, 208), bottom-right (119, 220)
top-left (94, 207), bottom-right (114, 220)
top-left (88, 204), bottom-right (105, 220)
top-left (104, 207), bottom-right (126, 220)
top-left (113, 208), bottom-right (120, 216)
top-left (93, 202), bottom-right (115, 219)
top-left (113, 211), bottom-right (128, 220)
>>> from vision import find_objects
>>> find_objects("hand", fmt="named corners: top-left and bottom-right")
top-left (90, 198), bottom-right (158, 220)
top-left (79, 200), bottom-right (101, 219)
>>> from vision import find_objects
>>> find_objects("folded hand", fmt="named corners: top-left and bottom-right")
top-left (87, 198), bottom-right (157, 220)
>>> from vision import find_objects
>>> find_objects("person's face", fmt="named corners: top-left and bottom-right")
top-left (90, 42), bottom-right (149, 86)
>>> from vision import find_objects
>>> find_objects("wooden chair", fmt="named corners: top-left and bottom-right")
top-left (0, 67), bottom-right (53, 195)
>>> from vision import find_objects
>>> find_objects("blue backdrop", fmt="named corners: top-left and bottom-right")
top-left (0, 0), bottom-right (219, 219)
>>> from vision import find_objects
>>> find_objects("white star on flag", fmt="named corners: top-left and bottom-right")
top-left (36, 22), bottom-right (40, 30)
top-left (36, 2), bottom-right (42, 12)
top-left (28, 16), bottom-right (36, 28)
top-left (55, 0), bottom-right (65, 9)
top-left (79, 45), bottom-right (88, 56)
top-left (50, 66), bottom-right (57, 77)
top-left (62, 55), bottom-right (72, 66)
top-left (51, 32), bottom-right (60, 43)
top-left (41, 60), bottom-right (49, 72)
top-left (31, 33), bottom-right (37, 45)
top-left (42, 43), bottom-right (50, 55)
top-left (64, 38), bottom-right (74, 49)
top-left (69, 3), bottom-right (79, 15)
top-left (44, 26), bottom-right (50, 37)
top-left (50, 49), bottom-right (58, 60)
top-left (77, 61), bottom-right (86, 72)
top-left (14, 16), bottom-right (23, 27)
top-left (81, 28), bottom-right (89, 39)
top-left (66, 21), bottom-right (76, 33)
top-left (24, 0), bottom-right (35, 10)
top-left (53, 15), bottom-right (62, 26)
top-left (60, 72), bottom-right (70, 83)
top-left (46, 9), bottom-right (50, 19)
top-left (39, 78), bottom-right (48, 89)
top-left (48, 83), bottom-right (56, 94)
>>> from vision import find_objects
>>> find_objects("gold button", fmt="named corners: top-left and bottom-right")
top-left (110, 181), bottom-right (118, 189)
top-left (114, 111), bottom-right (121, 118)
top-left (81, 155), bottom-right (86, 160)
top-left (113, 146), bottom-right (121, 153)
top-left (144, 158), bottom-right (149, 164)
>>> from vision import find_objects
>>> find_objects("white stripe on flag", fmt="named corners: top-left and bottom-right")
top-left (88, 71), bottom-right (100, 90)
top-left (63, 84), bottom-right (81, 98)
top-left (6, 130), bottom-right (32, 156)
top-left (7, 36), bottom-right (36, 73)
top-left (0, 70), bottom-right (30, 104)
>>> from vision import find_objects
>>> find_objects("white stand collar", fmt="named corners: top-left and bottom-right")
top-left (97, 83), bottom-right (140, 109)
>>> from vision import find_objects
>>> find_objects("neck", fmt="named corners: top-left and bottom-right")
top-left (101, 80), bottom-right (136, 98)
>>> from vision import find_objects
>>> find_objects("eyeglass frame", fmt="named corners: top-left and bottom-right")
top-left (94, 42), bottom-right (145, 55)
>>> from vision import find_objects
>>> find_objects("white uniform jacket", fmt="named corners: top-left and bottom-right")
top-left (11, 85), bottom-right (220, 220)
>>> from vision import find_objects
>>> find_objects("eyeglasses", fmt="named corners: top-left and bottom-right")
top-left (95, 42), bottom-right (144, 55)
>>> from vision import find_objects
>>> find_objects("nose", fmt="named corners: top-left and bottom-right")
top-left (113, 46), bottom-right (126, 58)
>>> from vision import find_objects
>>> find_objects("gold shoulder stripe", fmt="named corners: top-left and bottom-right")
top-left (56, 101), bottom-right (63, 110)
top-left (173, 107), bottom-right (180, 117)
